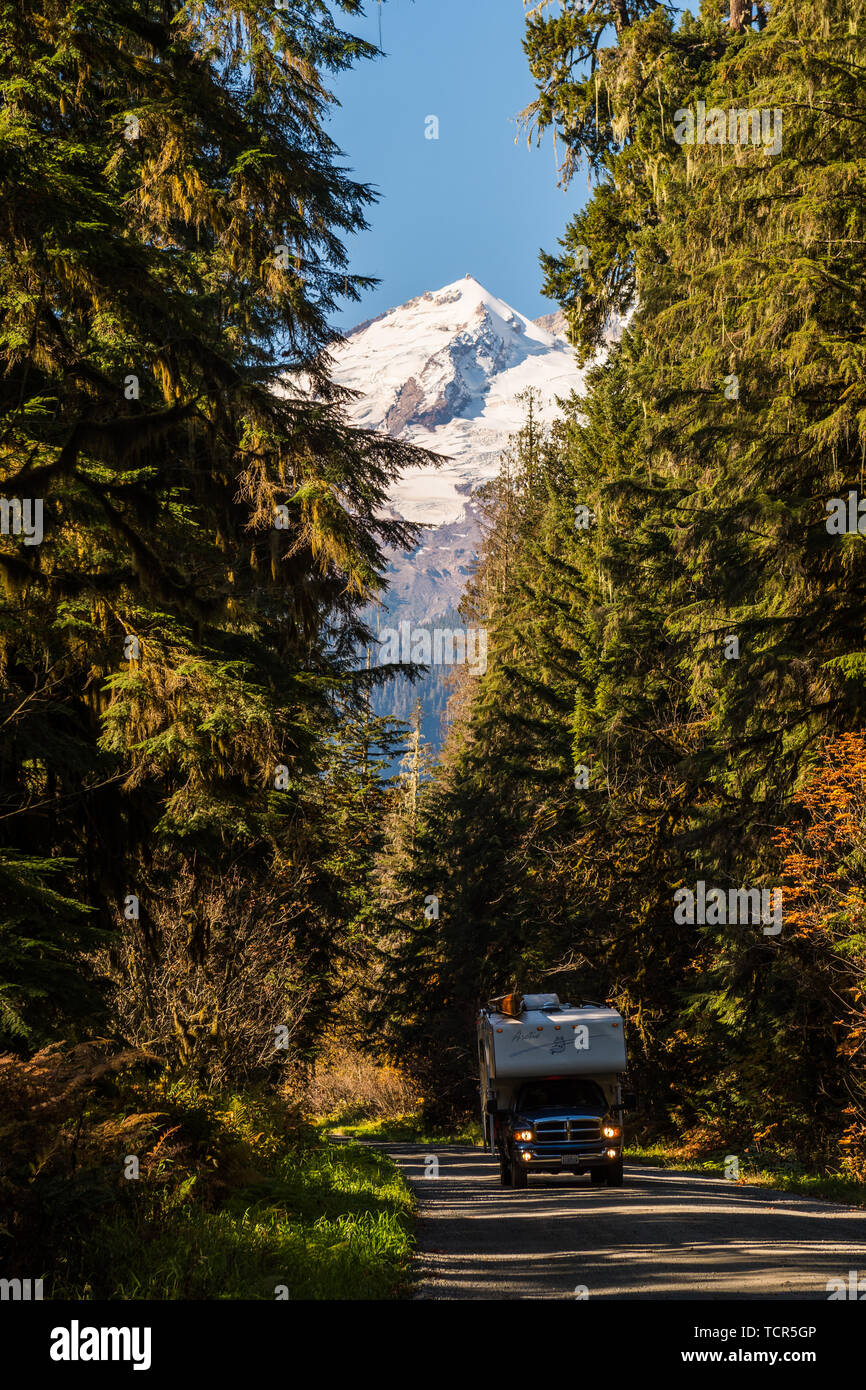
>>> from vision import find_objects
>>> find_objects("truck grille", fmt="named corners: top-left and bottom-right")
top-left (533, 1118), bottom-right (602, 1145)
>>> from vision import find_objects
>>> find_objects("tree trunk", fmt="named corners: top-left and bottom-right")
top-left (729, 0), bottom-right (750, 31)
top-left (611, 0), bottom-right (630, 37)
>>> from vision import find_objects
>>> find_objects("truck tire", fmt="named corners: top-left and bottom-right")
top-left (499, 1155), bottom-right (512, 1186)
top-left (605, 1158), bottom-right (624, 1187)
top-left (590, 1167), bottom-right (607, 1185)
top-left (510, 1157), bottom-right (528, 1189)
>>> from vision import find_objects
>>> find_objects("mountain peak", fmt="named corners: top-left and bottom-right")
top-left (330, 277), bottom-right (585, 526)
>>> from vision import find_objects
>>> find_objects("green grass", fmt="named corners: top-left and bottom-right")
top-left (627, 1142), bottom-right (866, 1208)
top-left (45, 1086), bottom-right (416, 1300)
top-left (323, 1110), bottom-right (485, 1147)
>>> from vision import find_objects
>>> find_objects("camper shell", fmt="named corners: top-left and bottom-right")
top-left (477, 992), bottom-right (629, 1189)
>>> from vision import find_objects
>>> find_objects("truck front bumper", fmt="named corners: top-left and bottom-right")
top-left (513, 1144), bottom-right (620, 1169)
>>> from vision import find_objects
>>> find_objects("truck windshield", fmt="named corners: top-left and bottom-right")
top-left (516, 1079), bottom-right (606, 1111)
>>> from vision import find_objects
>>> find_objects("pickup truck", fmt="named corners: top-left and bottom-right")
top-left (477, 992), bottom-right (632, 1190)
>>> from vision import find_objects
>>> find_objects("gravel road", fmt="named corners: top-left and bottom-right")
top-left (373, 1143), bottom-right (866, 1300)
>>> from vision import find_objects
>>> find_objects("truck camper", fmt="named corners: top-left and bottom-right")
top-left (477, 992), bottom-right (631, 1189)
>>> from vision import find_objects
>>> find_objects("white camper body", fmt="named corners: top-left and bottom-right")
top-left (477, 994), bottom-right (627, 1154)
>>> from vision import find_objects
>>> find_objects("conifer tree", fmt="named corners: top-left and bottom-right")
top-left (0, 0), bottom-right (428, 1058)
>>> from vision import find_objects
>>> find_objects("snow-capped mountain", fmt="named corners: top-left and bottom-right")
top-left (330, 274), bottom-right (584, 532)
top-left (328, 274), bottom-right (588, 747)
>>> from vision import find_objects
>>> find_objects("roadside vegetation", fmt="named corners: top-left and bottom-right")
top-left (328, 1113), bottom-right (484, 1147)
top-left (306, 1043), bottom-right (483, 1146)
top-left (626, 1141), bottom-right (866, 1211)
top-left (1, 1046), bottom-right (414, 1300)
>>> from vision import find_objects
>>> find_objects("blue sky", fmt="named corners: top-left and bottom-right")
top-left (325, 0), bottom-right (590, 330)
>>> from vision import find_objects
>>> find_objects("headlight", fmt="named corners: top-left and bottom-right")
top-left (513, 1128), bottom-right (533, 1142)
top-left (602, 1123), bottom-right (621, 1140)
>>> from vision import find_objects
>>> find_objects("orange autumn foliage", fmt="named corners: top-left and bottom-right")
top-left (775, 734), bottom-right (866, 1177)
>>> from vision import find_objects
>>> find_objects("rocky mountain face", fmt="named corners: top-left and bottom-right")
top-left (326, 275), bottom-right (587, 749)
top-left (533, 308), bottom-right (570, 338)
